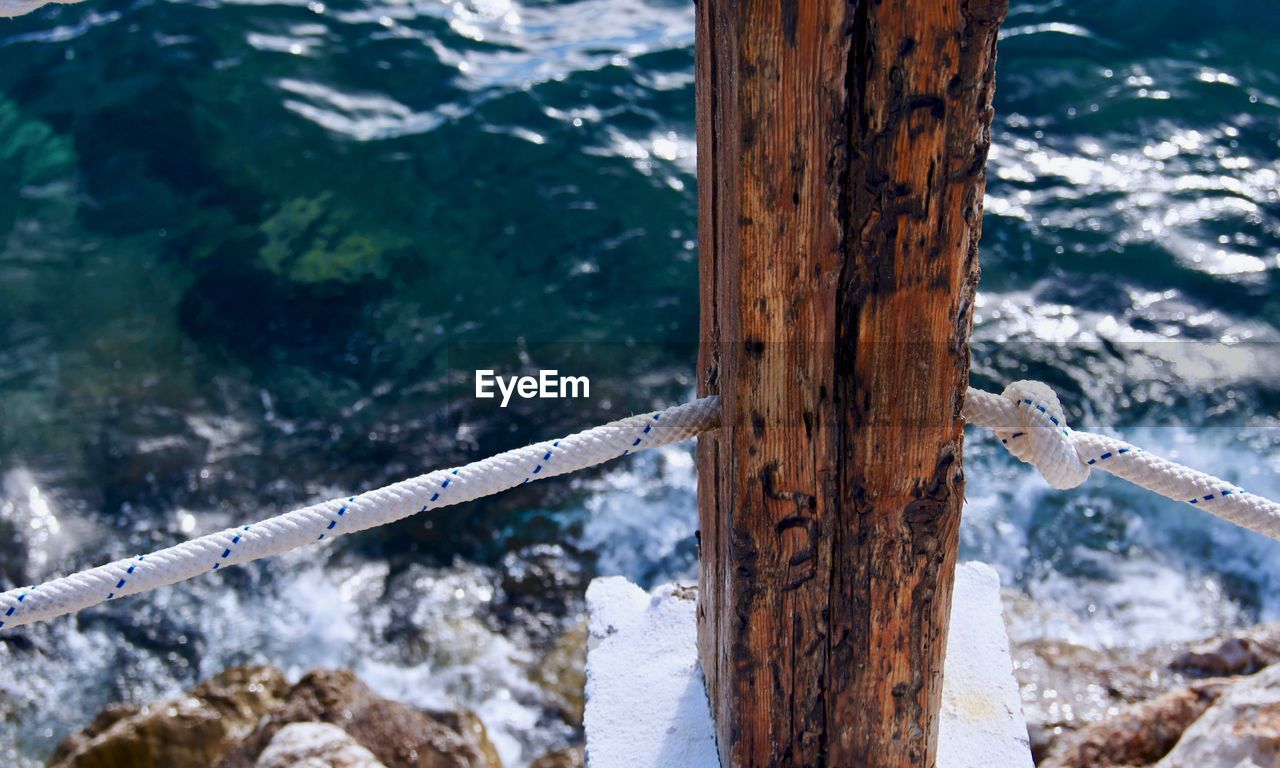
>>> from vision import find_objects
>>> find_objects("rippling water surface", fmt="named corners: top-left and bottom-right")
top-left (1, 0), bottom-right (1278, 764)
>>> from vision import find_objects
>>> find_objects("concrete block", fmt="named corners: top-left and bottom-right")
top-left (939, 562), bottom-right (1036, 768)
top-left (583, 562), bottom-right (1032, 768)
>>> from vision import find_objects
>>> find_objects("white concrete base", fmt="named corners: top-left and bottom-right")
top-left (583, 579), bottom-right (719, 768)
top-left (938, 563), bottom-right (1035, 768)
top-left (0, 0), bottom-right (78, 19)
top-left (583, 562), bottom-right (1032, 768)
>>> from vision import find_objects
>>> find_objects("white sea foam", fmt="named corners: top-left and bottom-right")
top-left (576, 441), bottom-right (699, 586)
top-left (3, 417), bottom-right (1276, 768)
top-left (967, 422), bottom-right (1280, 648)
top-left (0, 547), bottom-right (563, 767)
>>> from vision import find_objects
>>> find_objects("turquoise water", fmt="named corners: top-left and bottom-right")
top-left (1, 0), bottom-right (1278, 764)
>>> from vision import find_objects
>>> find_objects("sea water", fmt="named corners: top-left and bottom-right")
top-left (0, 0), bottom-right (1278, 765)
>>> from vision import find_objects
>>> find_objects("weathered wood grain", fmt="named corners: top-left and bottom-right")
top-left (695, 1), bottom-right (1007, 765)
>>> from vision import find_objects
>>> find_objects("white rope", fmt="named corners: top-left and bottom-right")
top-left (0, 398), bottom-right (719, 631)
top-left (2, 382), bottom-right (1276, 631)
top-left (962, 380), bottom-right (1280, 540)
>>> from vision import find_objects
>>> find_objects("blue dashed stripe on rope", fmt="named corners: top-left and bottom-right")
top-left (214, 527), bottom-right (251, 570)
top-left (622, 413), bottom-right (662, 458)
top-left (522, 440), bottom-right (565, 484)
top-left (0, 588), bottom-right (33, 629)
top-left (1017, 398), bottom-right (1070, 436)
top-left (108, 557), bottom-right (145, 598)
top-left (1086, 446), bottom-right (1137, 466)
top-left (1189, 489), bottom-right (1246, 505)
top-left (421, 473), bottom-right (463, 509)
top-left (317, 498), bottom-right (354, 542)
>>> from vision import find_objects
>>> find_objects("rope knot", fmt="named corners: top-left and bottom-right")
top-left (994, 380), bottom-right (1090, 490)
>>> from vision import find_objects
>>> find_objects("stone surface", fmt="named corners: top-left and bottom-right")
top-left (1157, 663), bottom-right (1280, 768)
top-left (216, 669), bottom-right (499, 768)
top-left (1009, 635), bottom-right (1179, 759)
top-left (1010, 617), bottom-right (1280, 760)
top-left (530, 620), bottom-right (586, 728)
top-left (527, 745), bottom-right (584, 768)
top-left (255, 722), bottom-right (387, 768)
top-left (1040, 680), bottom-right (1231, 768)
top-left (48, 665), bottom-right (291, 768)
top-left (1171, 622), bottom-right (1280, 678)
top-left (50, 665), bottom-right (501, 768)
top-left (425, 708), bottom-right (504, 768)
top-left (583, 563), bottom-right (1033, 768)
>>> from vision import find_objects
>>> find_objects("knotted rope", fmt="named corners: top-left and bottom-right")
top-left (0, 383), bottom-right (1275, 631)
top-left (963, 381), bottom-right (1280, 539)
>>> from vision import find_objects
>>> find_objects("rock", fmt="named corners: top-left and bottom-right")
top-left (425, 708), bottom-right (504, 768)
top-left (216, 668), bottom-right (499, 768)
top-left (531, 620), bottom-right (586, 728)
top-left (255, 722), bottom-right (387, 768)
top-left (1171, 622), bottom-right (1280, 678)
top-left (1157, 664), bottom-right (1280, 768)
top-left (47, 665), bottom-right (500, 768)
top-left (1039, 680), bottom-right (1231, 768)
top-left (1173, 638), bottom-right (1256, 678)
top-left (528, 746), bottom-right (584, 768)
top-left (49, 704), bottom-right (141, 756)
top-left (1012, 619), bottom-right (1280, 760)
top-left (48, 665), bottom-right (290, 768)
top-left (1012, 637), bottom-right (1178, 756)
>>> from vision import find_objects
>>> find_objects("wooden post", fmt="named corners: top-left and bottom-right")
top-left (695, 1), bottom-right (1007, 766)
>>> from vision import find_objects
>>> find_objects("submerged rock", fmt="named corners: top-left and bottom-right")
top-left (255, 722), bottom-right (386, 768)
top-left (0, 96), bottom-right (78, 232)
top-left (216, 668), bottom-right (500, 768)
top-left (1039, 679), bottom-right (1231, 768)
top-left (47, 665), bottom-right (290, 768)
top-left (1156, 664), bottom-right (1280, 768)
top-left (257, 194), bottom-right (408, 285)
